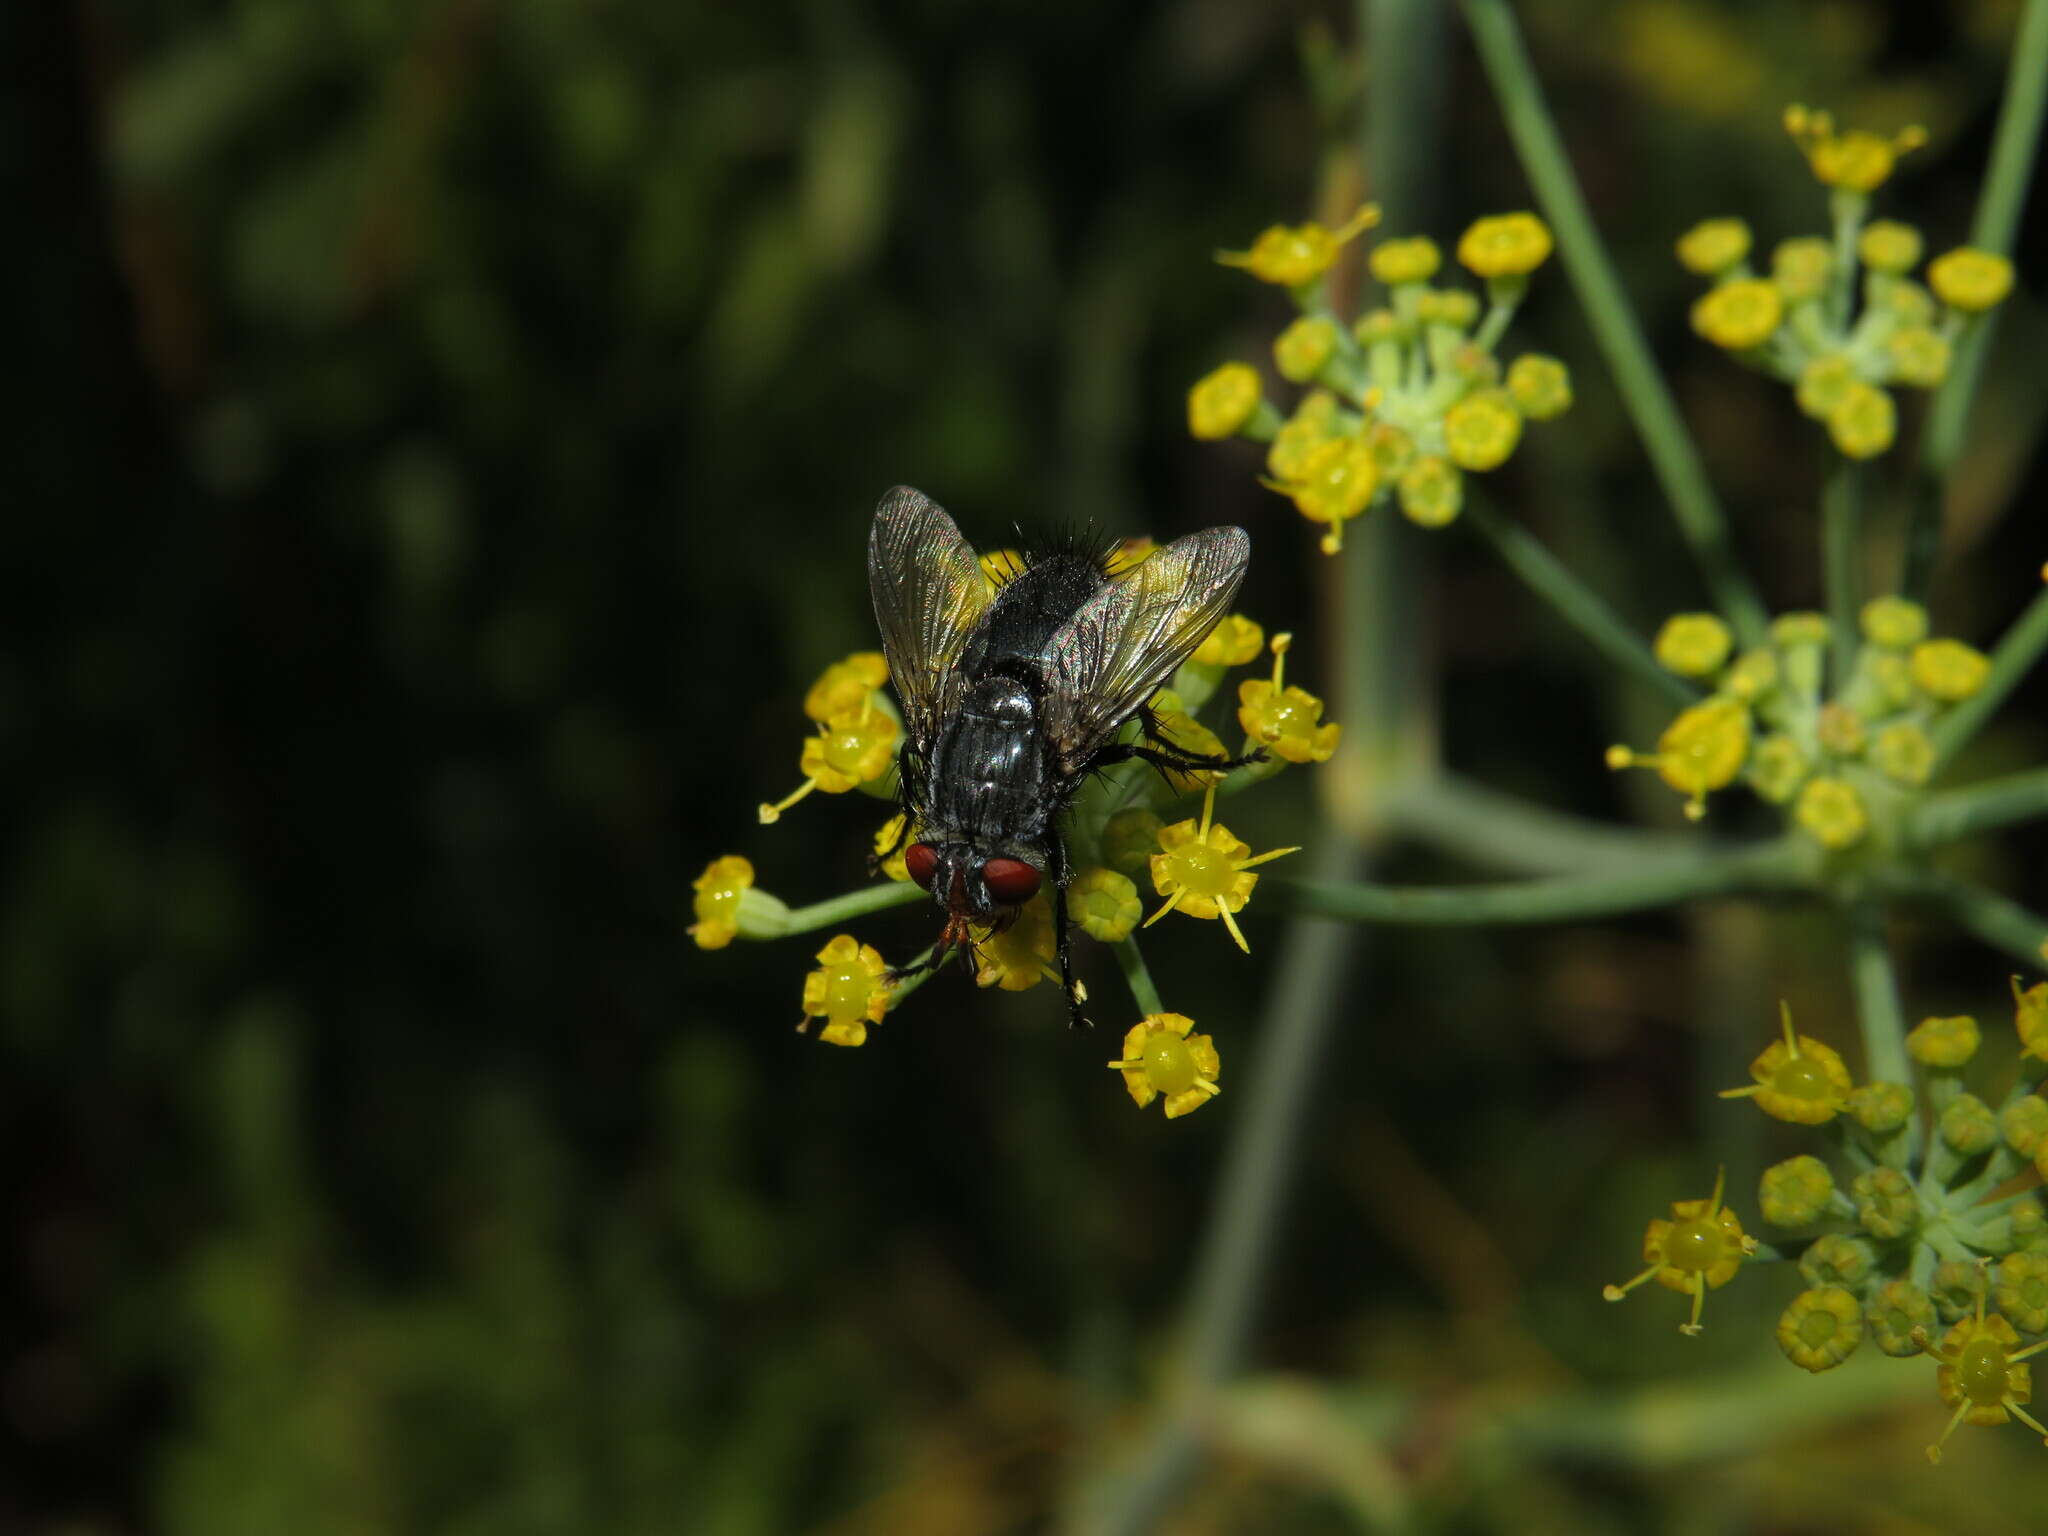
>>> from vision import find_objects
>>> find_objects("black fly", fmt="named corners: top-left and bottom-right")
top-left (867, 485), bottom-right (1256, 1027)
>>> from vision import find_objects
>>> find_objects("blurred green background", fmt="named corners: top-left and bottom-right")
top-left (7, 0), bottom-right (2048, 1531)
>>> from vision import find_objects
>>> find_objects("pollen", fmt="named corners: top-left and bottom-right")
top-left (1217, 203), bottom-right (1381, 287)
top-left (1603, 1167), bottom-right (1757, 1336)
top-left (1146, 786), bottom-right (1299, 954)
top-left (1455, 212), bottom-right (1553, 279)
top-left (688, 855), bottom-right (755, 950)
top-left (1718, 1001), bottom-right (1853, 1125)
top-left (797, 933), bottom-right (891, 1047)
top-left (1236, 632), bottom-right (1340, 763)
top-left (1188, 361), bottom-right (1264, 440)
top-left (1107, 1012), bottom-right (1222, 1119)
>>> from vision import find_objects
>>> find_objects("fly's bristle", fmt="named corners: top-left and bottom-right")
top-left (1012, 520), bottom-right (1124, 579)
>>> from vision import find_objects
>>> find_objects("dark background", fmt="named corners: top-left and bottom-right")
top-left (6, 1), bottom-right (2047, 1531)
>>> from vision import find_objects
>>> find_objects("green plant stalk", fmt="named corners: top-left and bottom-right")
top-left (1902, 0), bottom-right (2048, 598)
top-left (1846, 906), bottom-right (1915, 1143)
top-left (1910, 764), bottom-right (2048, 845)
top-left (1929, 585), bottom-right (2048, 764)
top-left (1390, 773), bottom-right (1708, 876)
top-left (1113, 938), bottom-right (1164, 1016)
top-left (1464, 497), bottom-right (1698, 707)
top-left (1880, 869), bottom-right (2048, 972)
top-left (1269, 837), bottom-right (1808, 925)
top-left (1459, 0), bottom-right (1769, 646)
top-left (747, 879), bottom-right (925, 938)
top-left (1822, 460), bottom-right (1864, 686)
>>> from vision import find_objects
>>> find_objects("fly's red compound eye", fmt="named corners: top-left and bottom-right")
top-left (904, 842), bottom-right (940, 890)
top-left (981, 857), bottom-right (1041, 906)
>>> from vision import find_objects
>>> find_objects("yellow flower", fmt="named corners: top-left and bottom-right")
top-left (1777, 1287), bottom-right (1864, 1372)
top-left (874, 813), bottom-right (913, 882)
top-left (1919, 1270), bottom-right (2048, 1464)
top-left (1794, 775), bottom-right (1868, 851)
top-left (1148, 703), bottom-right (1230, 794)
top-left (1108, 1012), bottom-right (1221, 1119)
top-left (1100, 807), bottom-right (1165, 880)
top-left (1692, 279), bottom-right (1783, 351)
top-left (1816, 703), bottom-right (1867, 758)
top-left (1653, 613), bottom-right (1733, 677)
top-left (1217, 203), bottom-right (1381, 287)
top-left (1264, 391), bottom-right (1340, 482)
top-left (1606, 696), bottom-right (1751, 820)
top-left (1237, 632), bottom-right (1340, 764)
top-left (689, 855), bottom-right (755, 950)
top-left (1146, 786), bottom-right (1299, 953)
top-left (1748, 732), bottom-right (1808, 803)
top-left (1771, 238), bottom-right (1834, 303)
top-left (1871, 722), bottom-right (1935, 787)
top-left (1273, 436), bottom-right (1379, 554)
top-left (1188, 362), bottom-right (1264, 440)
top-left (1719, 1001), bottom-right (1853, 1125)
top-left (1456, 212), bottom-right (1553, 278)
top-left (1361, 421), bottom-right (1417, 481)
top-left (1858, 219), bottom-right (1924, 274)
top-left (1370, 235), bottom-right (1442, 285)
top-left (973, 891), bottom-right (1058, 991)
top-left (759, 694), bottom-right (900, 823)
top-left (1758, 1154), bottom-right (1835, 1227)
top-left (803, 652), bottom-right (890, 722)
top-left (2017, 977), bottom-right (2048, 1063)
top-left (1442, 388), bottom-right (1522, 472)
top-left (1675, 217), bottom-right (1753, 276)
top-left (1907, 1014), bottom-right (1981, 1069)
top-left (1273, 316), bottom-right (1339, 384)
top-left (1885, 326), bottom-right (1951, 389)
top-left (1795, 355), bottom-right (1856, 420)
top-left (1192, 613), bottom-right (1265, 668)
top-left (1604, 1168), bottom-right (1757, 1336)
top-left (1505, 353), bottom-right (1572, 421)
top-left (1783, 104), bottom-right (1925, 192)
top-left (1104, 536), bottom-right (1157, 575)
top-left (797, 934), bottom-right (891, 1047)
top-left (1070, 867), bottom-right (1142, 944)
top-left (1395, 454), bottom-right (1463, 528)
top-left (1928, 247), bottom-right (2016, 313)
top-left (1911, 638), bottom-right (1991, 701)
top-left (1417, 288), bottom-right (1480, 330)
top-left (1999, 1254), bottom-right (2048, 1335)
top-left (1861, 596), bottom-right (1929, 648)
top-left (1872, 1281), bottom-right (1938, 1357)
top-left (1771, 611), bottom-right (1830, 648)
top-left (1827, 382), bottom-right (1897, 459)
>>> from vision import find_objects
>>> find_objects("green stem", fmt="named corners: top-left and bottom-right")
top-left (1464, 497), bottom-right (1697, 707)
top-left (1846, 904), bottom-right (1913, 1101)
top-left (749, 879), bottom-right (925, 938)
top-left (1268, 837), bottom-right (1808, 926)
top-left (1901, 0), bottom-right (2048, 598)
top-left (1909, 764), bottom-right (2048, 846)
top-left (1390, 773), bottom-right (1708, 876)
top-left (1822, 460), bottom-right (1864, 687)
top-left (1879, 869), bottom-right (2048, 972)
top-left (1113, 938), bottom-right (1164, 1016)
top-left (1929, 585), bottom-right (2048, 764)
top-left (1458, 0), bottom-right (1768, 646)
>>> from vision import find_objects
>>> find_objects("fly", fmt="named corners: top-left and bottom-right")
top-left (867, 485), bottom-right (1257, 1027)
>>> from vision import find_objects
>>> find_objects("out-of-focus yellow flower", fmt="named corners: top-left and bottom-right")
top-left (1911, 638), bottom-right (1991, 701)
top-left (1858, 219), bottom-right (1925, 274)
top-left (1456, 212), bottom-right (1553, 278)
top-left (1505, 354), bottom-right (1572, 421)
top-left (798, 933), bottom-right (890, 1046)
top-left (1999, 1254), bottom-right (2048, 1335)
top-left (2016, 977), bottom-right (2048, 1063)
top-left (1273, 436), bottom-right (1379, 554)
top-left (1719, 1002), bottom-right (1853, 1124)
top-left (1692, 279), bottom-right (1784, 350)
top-left (1772, 238), bottom-right (1835, 303)
top-left (1146, 787), bottom-right (1299, 953)
top-left (1871, 722), bottom-right (1935, 787)
top-left (1795, 775), bottom-right (1868, 850)
top-left (972, 891), bottom-right (1058, 991)
top-left (1395, 454), bottom-right (1463, 528)
top-left (1418, 288), bottom-right (1481, 330)
top-left (1758, 1154), bottom-right (1835, 1227)
top-left (1070, 866), bottom-right (1142, 943)
top-left (1188, 362), bottom-right (1264, 440)
top-left (1817, 703), bottom-right (1867, 758)
top-left (1237, 632), bottom-right (1340, 764)
top-left (1886, 326), bottom-right (1952, 388)
top-left (1604, 1168), bottom-right (1757, 1335)
top-left (1443, 389), bottom-right (1523, 471)
top-left (1928, 247), bottom-right (2015, 313)
top-left (760, 695), bottom-right (900, 823)
top-left (1771, 611), bottom-right (1831, 648)
top-left (1748, 733), bottom-right (1809, 803)
top-left (1778, 1287), bottom-right (1864, 1372)
top-left (1795, 355), bottom-right (1856, 420)
top-left (1908, 1014), bottom-right (1981, 1069)
top-left (1108, 1012), bottom-right (1221, 1119)
top-left (1266, 390), bottom-right (1341, 482)
top-left (689, 855), bottom-right (755, 949)
top-left (1218, 203), bottom-right (1381, 287)
top-left (1362, 235), bottom-right (1435, 287)
top-left (1827, 382), bottom-right (1897, 459)
top-left (1861, 596), bottom-right (1929, 648)
top-left (1654, 613), bottom-right (1733, 677)
top-left (1783, 104), bottom-right (1925, 192)
top-left (1675, 217), bottom-right (1753, 276)
top-left (1273, 316), bottom-right (1340, 384)
top-left (1607, 696), bottom-right (1751, 820)
top-left (1919, 1271), bottom-right (2048, 1464)
top-left (804, 652), bottom-right (890, 722)
top-left (1192, 613), bottom-right (1265, 668)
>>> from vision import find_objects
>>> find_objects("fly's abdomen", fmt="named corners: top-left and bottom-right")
top-left (927, 678), bottom-right (1048, 843)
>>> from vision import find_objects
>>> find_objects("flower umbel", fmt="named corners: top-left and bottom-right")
top-left (1605, 1167), bottom-right (1758, 1335)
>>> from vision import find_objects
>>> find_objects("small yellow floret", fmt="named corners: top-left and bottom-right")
top-left (760, 695), bottom-right (900, 823)
top-left (1070, 867), bottom-right (1142, 944)
top-left (1777, 1287), bottom-right (1864, 1372)
top-left (1273, 436), bottom-right (1379, 553)
top-left (1795, 355), bottom-right (1856, 420)
top-left (1192, 613), bottom-right (1265, 668)
top-left (1505, 354), bottom-right (1572, 421)
top-left (798, 933), bottom-right (891, 1046)
top-left (1603, 1168), bottom-right (1757, 1336)
top-left (1885, 326), bottom-right (1951, 389)
top-left (1907, 1014), bottom-right (1981, 1070)
top-left (1236, 632), bottom-right (1340, 763)
top-left (1456, 212), bottom-right (1553, 278)
top-left (1146, 787), bottom-right (1298, 953)
top-left (972, 891), bottom-right (1058, 992)
top-left (1858, 219), bottom-right (1924, 274)
top-left (1861, 596), bottom-right (1929, 648)
top-left (1692, 279), bottom-right (1783, 351)
top-left (1772, 238), bottom-right (1834, 303)
top-left (1442, 389), bottom-right (1523, 472)
top-left (1910, 638), bottom-right (1991, 702)
top-left (1794, 775), bottom-right (1868, 851)
top-left (804, 652), bottom-right (890, 722)
top-left (1928, 247), bottom-right (2015, 313)
top-left (1920, 1270), bottom-right (2048, 1464)
top-left (1719, 1001), bottom-right (1853, 1124)
top-left (1108, 1012), bottom-right (1221, 1119)
top-left (2016, 978), bottom-right (2048, 1064)
top-left (1370, 236), bottom-right (1442, 285)
top-left (1827, 382), bottom-right (1897, 459)
top-left (1188, 362), bottom-right (1264, 440)
top-left (1608, 697), bottom-right (1751, 820)
top-left (1653, 613), bottom-right (1732, 678)
top-left (1273, 316), bottom-right (1339, 384)
top-left (1217, 204), bottom-right (1381, 287)
top-left (1395, 454), bottom-right (1463, 528)
top-left (1675, 218), bottom-right (1752, 276)
top-left (689, 855), bottom-right (755, 950)
top-left (1783, 104), bottom-right (1925, 192)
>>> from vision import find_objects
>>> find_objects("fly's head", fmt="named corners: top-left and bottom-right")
top-left (904, 841), bottom-right (1042, 939)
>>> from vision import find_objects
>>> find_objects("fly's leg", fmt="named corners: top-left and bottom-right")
top-left (1047, 831), bottom-right (1090, 1030)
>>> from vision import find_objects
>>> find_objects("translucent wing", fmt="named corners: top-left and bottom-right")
top-left (867, 486), bottom-right (993, 750)
top-left (1040, 525), bottom-right (1250, 774)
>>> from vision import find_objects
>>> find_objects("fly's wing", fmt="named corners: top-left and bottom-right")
top-left (1040, 525), bottom-right (1250, 774)
top-left (867, 486), bottom-right (993, 749)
